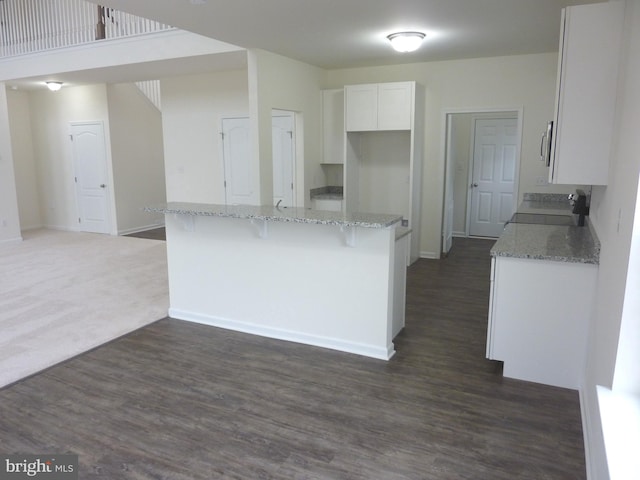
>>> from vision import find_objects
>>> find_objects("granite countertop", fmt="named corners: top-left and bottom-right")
top-left (491, 193), bottom-right (600, 264)
top-left (491, 223), bottom-right (600, 264)
top-left (145, 202), bottom-right (402, 229)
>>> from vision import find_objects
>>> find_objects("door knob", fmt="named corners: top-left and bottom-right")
top-left (471, 183), bottom-right (478, 188)
top-left (100, 184), bottom-right (106, 188)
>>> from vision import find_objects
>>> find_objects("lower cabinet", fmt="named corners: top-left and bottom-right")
top-left (486, 256), bottom-right (597, 389)
top-left (311, 198), bottom-right (343, 212)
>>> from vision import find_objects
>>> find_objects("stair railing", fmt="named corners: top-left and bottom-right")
top-left (0, 0), bottom-right (173, 58)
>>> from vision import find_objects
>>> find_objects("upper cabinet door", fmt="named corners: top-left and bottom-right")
top-left (345, 84), bottom-right (378, 131)
top-left (550, 2), bottom-right (624, 185)
top-left (377, 82), bottom-right (412, 130)
top-left (345, 82), bottom-right (413, 132)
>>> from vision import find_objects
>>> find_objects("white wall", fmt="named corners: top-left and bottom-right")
top-left (583, 0), bottom-right (640, 477)
top-left (7, 89), bottom-right (42, 230)
top-left (248, 49), bottom-right (325, 206)
top-left (326, 53), bottom-right (579, 257)
top-left (28, 84), bottom-right (114, 232)
top-left (161, 69), bottom-right (249, 203)
top-left (353, 131), bottom-right (411, 219)
top-left (0, 84), bottom-right (22, 243)
top-left (106, 83), bottom-right (166, 233)
top-left (450, 114), bottom-right (473, 234)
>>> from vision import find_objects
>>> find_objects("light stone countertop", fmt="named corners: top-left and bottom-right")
top-left (491, 222), bottom-right (600, 264)
top-left (146, 202), bottom-right (402, 229)
top-left (490, 193), bottom-right (600, 264)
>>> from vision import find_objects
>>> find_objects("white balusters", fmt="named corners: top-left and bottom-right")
top-left (0, 0), bottom-right (173, 58)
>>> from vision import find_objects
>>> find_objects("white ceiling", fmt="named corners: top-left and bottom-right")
top-left (87, 0), bottom-right (601, 69)
top-left (6, 0), bottom-right (603, 90)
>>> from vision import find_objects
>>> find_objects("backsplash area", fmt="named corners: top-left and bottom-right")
top-left (522, 193), bottom-right (571, 203)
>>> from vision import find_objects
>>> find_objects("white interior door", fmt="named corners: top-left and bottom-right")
top-left (71, 122), bottom-right (110, 234)
top-left (222, 117), bottom-right (256, 205)
top-left (468, 118), bottom-right (518, 237)
top-left (272, 111), bottom-right (295, 207)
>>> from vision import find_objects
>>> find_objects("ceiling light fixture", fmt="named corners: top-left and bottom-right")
top-left (46, 81), bottom-right (63, 92)
top-left (387, 32), bottom-right (426, 53)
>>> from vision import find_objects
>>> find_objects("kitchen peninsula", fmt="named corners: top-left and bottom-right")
top-left (146, 202), bottom-right (408, 360)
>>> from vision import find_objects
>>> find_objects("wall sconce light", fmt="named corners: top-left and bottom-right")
top-left (387, 32), bottom-right (426, 53)
top-left (46, 82), bottom-right (63, 92)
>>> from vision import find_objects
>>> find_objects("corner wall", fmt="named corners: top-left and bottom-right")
top-left (107, 83), bottom-right (166, 233)
top-left (28, 84), bottom-right (114, 232)
top-left (582, 0), bottom-right (640, 477)
top-left (7, 89), bottom-right (41, 231)
top-left (160, 69), bottom-right (249, 203)
top-left (0, 84), bottom-right (22, 243)
top-left (248, 49), bottom-right (325, 206)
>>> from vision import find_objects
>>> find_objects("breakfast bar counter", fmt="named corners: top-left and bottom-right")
top-left (146, 202), bottom-right (406, 360)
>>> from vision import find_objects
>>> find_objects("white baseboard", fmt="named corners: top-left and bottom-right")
top-left (169, 308), bottom-right (395, 361)
top-left (452, 231), bottom-right (467, 237)
top-left (20, 224), bottom-right (45, 232)
top-left (580, 386), bottom-right (596, 480)
top-left (0, 235), bottom-right (23, 245)
top-left (419, 251), bottom-right (440, 259)
top-left (44, 224), bottom-right (76, 232)
top-left (118, 223), bottom-right (165, 236)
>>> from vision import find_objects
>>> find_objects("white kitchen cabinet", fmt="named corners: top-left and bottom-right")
top-left (322, 89), bottom-right (345, 164)
top-left (549, 1), bottom-right (624, 186)
top-left (345, 82), bottom-right (412, 132)
top-left (311, 198), bottom-right (343, 212)
top-left (486, 256), bottom-right (597, 389)
top-left (343, 81), bottom-right (423, 264)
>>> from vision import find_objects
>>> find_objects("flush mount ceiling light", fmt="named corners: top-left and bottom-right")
top-left (46, 81), bottom-right (63, 92)
top-left (387, 32), bottom-right (426, 53)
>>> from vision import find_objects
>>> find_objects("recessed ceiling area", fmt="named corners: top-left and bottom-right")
top-left (86, 0), bottom-right (602, 69)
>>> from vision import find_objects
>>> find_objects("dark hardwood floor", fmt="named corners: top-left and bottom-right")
top-left (125, 227), bottom-right (166, 241)
top-left (0, 237), bottom-right (585, 479)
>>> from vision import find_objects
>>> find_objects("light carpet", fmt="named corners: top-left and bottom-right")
top-left (0, 229), bottom-right (169, 388)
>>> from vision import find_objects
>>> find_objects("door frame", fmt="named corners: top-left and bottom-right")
top-left (271, 109), bottom-right (297, 208)
top-left (465, 115), bottom-right (519, 238)
top-left (220, 116), bottom-right (257, 206)
top-left (70, 120), bottom-right (114, 235)
top-left (441, 107), bottom-right (523, 253)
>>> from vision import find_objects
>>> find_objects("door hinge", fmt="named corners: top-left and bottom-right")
top-left (291, 183), bottom-right (294, 190)
top-left (224, 180), bottom-right (227, 188)
top-left (74, 176), bottom-right (77, 183)
top-left (69, 134), bottom-right (73, 141)
top-left (288, 131), bottom-right (293, 138)
top-left (220, 132), bottom-right (225, 139)
top-left (78, 217), bottom-right (81, 223)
